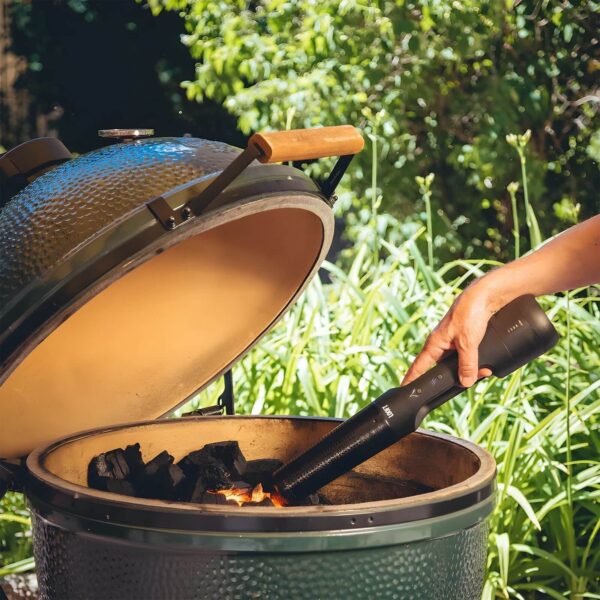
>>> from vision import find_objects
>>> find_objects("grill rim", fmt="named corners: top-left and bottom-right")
top-left (29, 493), bottom-right (494, 552)
top-left (26, 417), bottom-right (497, 534)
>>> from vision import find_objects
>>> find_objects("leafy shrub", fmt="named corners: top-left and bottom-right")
top-left (184, 140), bottom-right (599, 598)
top-left (189, 228), bottom-right (599, 599)
top-left (0, 493), bottom-right (32, 577)
top-left (148, 0), bottom-right (599, 259)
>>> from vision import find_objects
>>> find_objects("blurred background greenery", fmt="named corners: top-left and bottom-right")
top-left (0, 1), bottom-right (599, 598)
top-left (2, 0), bottom-right (597, 257)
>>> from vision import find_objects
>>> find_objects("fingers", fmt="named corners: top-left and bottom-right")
top-left (403, 307), bottom-right (494, 388)
top-left (402, 331), bottom-right (450, 385)
top-left (455, 334), bottom-right (479, 388)
top-left (402, 282), bottom-right (497, 388)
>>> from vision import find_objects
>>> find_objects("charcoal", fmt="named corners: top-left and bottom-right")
top-left (286, 492), bottom-right (326, 507)
top-left (292, 493), bottom-right (327, 506)
top-left (88, 458), bottom-right (110, 490)
top-left (88, 448), bottom-right (132, 490)
top-left (249, 498), bottom-right (274, 507)
top-left (200, 492), bottom-right (236, 506)
top-left (201, 441), bottom-right (247, 478)
top-left (177, 451), bottom-right (234, 489)
top-left (124, 443), bottom-right (145, 478)
top-left (144, 450), bottom-right (173, 476)
top-left (137, 451), bottom-right (186, 500)
top-left (105, 479), bottom-right (138, 496)
top-left (230, 480), bottom-right (252, 491)
top-left (244, 458), bottom-right (284, 486)
top-left (188, 477), bottom-right (208, 503)
top-left (86, 441), bottom-right (321, 508)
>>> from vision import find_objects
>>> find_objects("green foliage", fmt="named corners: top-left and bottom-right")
top-left (188, 226), bottom-right (599, 599)
top-left (148, 0), bottom-right (599, 259)
top-left (181, 141), bottom-right (599, 598)
top-left (0, 493), bottom-right (32, 574)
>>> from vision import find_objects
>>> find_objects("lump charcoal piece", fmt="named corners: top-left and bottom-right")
top-left (201, 441), bottom-right (247, 478)
top-left (106, 449), bottom-right (130, 479)
top-left (137, 451), bottom-right (186, 500)
top-left (285, 492), bottom-right (323, 507)
top-left (294, 493), bottom-right (321, 506)
top-left (249, 498), bottom-right (274, 507)
top-left (168, 463), bottom-right (185, 487)
top-left (88, 456), bottom-right (111, 490)
top-left (88, 447), bottom-right (132, 489)
top-left (105, 479), bottom-right (138, 497)
top-left (177, 451), bottom-right (234, 489)
top-left (144, 450), bottom-right (173, 476)
top-left (244, 458), bottom-right (284, 486)
top-left (188, 477), bottom-right (208, 503)
top-left (200, 492), bottom-right (236, 506)
top-left (124, 443), bottom-right (144, 478)
top-left (146, 464), bottom-right (185, 501)
top-left (230, 480), bottom-right (252, 492)
top-left (157, 463), bottom-right (188, 501)
top-left (306, 493), bottom-right (321, 505)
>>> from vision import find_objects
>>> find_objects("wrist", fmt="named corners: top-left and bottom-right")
top-left (469, 268), bottom-right (521, 314)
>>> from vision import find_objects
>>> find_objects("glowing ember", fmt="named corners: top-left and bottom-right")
top-left (209, 483), bottom-right (287, 507)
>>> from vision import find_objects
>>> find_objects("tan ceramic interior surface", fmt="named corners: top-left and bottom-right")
top-left (39, 418), bottom-right (488, 506)
top-left (1, 208), bottom-right (324, 459)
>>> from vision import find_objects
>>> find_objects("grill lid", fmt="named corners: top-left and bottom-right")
top-left (0, 126), bottom-right (363, 459)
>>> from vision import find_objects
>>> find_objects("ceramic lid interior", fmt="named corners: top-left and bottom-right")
top-left (0, 138), bottom-right (334, 458)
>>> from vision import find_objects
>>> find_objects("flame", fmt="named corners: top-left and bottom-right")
top-left (209, 483), bottom-right (287, 507)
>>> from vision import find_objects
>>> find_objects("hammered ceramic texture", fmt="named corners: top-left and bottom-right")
top-left (32, 515), bottom-right (488, 600)
top-left (0, 137), bottom-right (240, 311)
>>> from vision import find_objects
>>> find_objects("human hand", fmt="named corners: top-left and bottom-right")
top-left (402, 279), bottom-right (501, 388)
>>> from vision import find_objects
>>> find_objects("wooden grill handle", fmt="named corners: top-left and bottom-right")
top-left (249, 125), bottom-right (364, 164)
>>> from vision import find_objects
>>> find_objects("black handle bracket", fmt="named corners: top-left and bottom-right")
top-left (319, 154), bottom-right (355, 201)
top-left (181, 369), bottom-right (235, 418)
top-left (147, 144), bottom-right (263, 231)
top-left (147, 140), bottom-right (355, 230)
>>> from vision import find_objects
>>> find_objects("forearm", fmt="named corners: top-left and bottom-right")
top-left (404, 215), bottom-right (600, 387)
top-left (476, 215), bottom-right (600, 310)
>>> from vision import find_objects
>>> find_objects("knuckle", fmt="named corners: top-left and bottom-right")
top-left (427, 328), bottom-right (449, 348)
top-left (455, 334), bottom-right (475, 351)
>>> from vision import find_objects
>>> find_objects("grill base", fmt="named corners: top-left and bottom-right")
top-left (33, 514), bottom-right (488, 600)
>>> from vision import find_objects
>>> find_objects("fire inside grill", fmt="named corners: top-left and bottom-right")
top-left (209, 483), bottom-right (288, 507)
top-left (87, 440), bottom-right (317, 507)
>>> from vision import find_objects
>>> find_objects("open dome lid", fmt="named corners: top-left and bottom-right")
top-left (0, 126), bottom-right (364, 459)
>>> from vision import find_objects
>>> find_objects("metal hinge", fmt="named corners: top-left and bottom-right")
top-left (182, 369), bottom-right (235, 417)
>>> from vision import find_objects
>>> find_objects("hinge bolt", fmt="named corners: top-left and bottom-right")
top-left (181, 206), bottom-right (193, 220)
top-left (166, 215), bottom-right (176, 229)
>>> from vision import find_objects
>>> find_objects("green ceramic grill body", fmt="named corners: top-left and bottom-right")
top-left (26, 417), bottom-right (495, 600)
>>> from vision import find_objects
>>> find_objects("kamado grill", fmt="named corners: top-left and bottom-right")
top-left (0, 126), bottom-right (558, 600)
